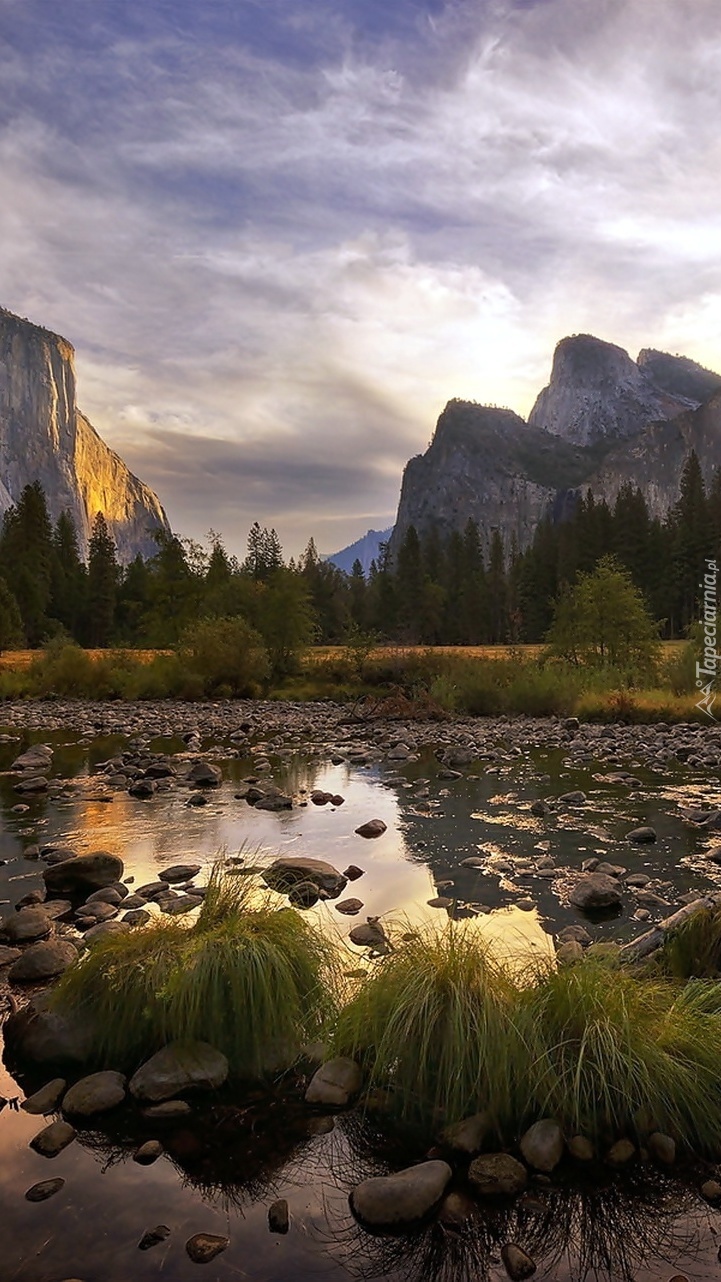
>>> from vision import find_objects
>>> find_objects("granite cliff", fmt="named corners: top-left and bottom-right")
top-left (390, 335), bottom-right (721, 558)
top-left (0, 307), bottom-right (169, 561)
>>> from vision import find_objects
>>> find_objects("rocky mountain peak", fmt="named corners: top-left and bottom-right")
top-left (637, 348), bottom-right (721, 405)
top-left (528, 333), bottom-right (694, 447)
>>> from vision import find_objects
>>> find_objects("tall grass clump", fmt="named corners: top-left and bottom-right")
top-left (519, 959), bottom-right (721, 1152)
top-left (333, 923), bottom-right (522, 1132)
top-left (51, 869), bottom-right (338, 1077)
top-left (654, 905), bottom-right (721, 980)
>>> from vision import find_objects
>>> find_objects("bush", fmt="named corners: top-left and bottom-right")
top-left (178, 616), bottom-right (270, 696)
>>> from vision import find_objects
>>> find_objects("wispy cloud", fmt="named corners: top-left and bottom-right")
top-left (0, 0), bottom-right (718, 556)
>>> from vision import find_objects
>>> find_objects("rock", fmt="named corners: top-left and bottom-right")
top-left (30, 1119), bottom-right (76, 1157)
top-left (355, 819), bottom-right (387, 838)
top-left (15, 775), bottom-right (49, 794)
top-left (557, 924), bottom-right (592, 945)
top-left (1, 907), bottom-right (51, 943)
top-left (22, 1078), bottom-right (67, 1114)
top-left (187, 761), bottom-right (222, 788)
top-left (606, 1139), bottom-right (636, 1166)
top-left (124, 909), bottom-right (152, 927)
top-left (334, 898), bottom-right (363, 915)
top-left (254, 792), bottom-right (293, 811)
top-left (159, 863), bottom-right (202, 883)
top-left (428, 896), bottom-right (453, 908)
top-left (568, 1135), bottom-right (594, 1161)
top-left (187, 793), bottom-right (208, 807)
top-left (161, 895), bottom-right (203, 915)
top-left (138, 1226), bottom-right (171, 1251)
top-left (438, 1190), bottom-right (476, 1225)
top-left (41, 845), bottom-right (79, 865)
top-left (186, 1233), bottom-right (229, 1264)
top-left (460, 856), bottom-right (486, 868)
top-left (263, 857), bottom-right (347, 898)
top-left (287, 881), bottom-right (319, 909)
top-left (84, 887), bottom-right (123, 906)
top-left (76, 900), bottom-right (118, 923)
top-left (268, 1198), bottom-right (289, 1233)
top-left (440, 1112), bottom-right (491, 1155)
top-left (626, 826), bottom-right (657, 843)
top-left (9, 939), bottom-right (78, 983)
top-left (40, 900), bottom-right (73, 921)
top-left (349, 920), bottom-right (389, 950)
top-left (468, 1153), bottom-right (527, 1196)
top-left (43, 851), bottom-right (124, 896)
top-left (311, 790), bottom-right (333, 805)
top-left (501, 1243), bottom-right (537, 1280)
top-left (648, 1132), bottom-right (676, 1165)
top-left (84, 920), bottom-right (131, 944)
top-left (558, 791), bottom-right (586, 805)
top-left (142, 1100), bottom-right (192, 1119)
top-left (556, 940), bottom-right (584, 965)
top-left (4, 992), bottom-right (94, 1066)
top-left (520, 1119), bottom-right (564, 1172)
top-left (25, 1177), bottom-right (65, 1202)
top-left (136, 881), bottom-right (170, 900)
top-left (305, 1058), bottom-right (362, 1107)
top-left (133, 1139), bottom-right (164, 1165)
top-left (569, 873), bottom-right (623, 912)
top-left (530, 800), bottom-right (550, 817)
top-left (701, 1179), bottom-right (721, 1202)
top-left (129, 778), bottom-right (157, 799)
top-left (351, 1160), bottom-right (452, 1226)
top-left (0, 945), bottom-right (21, 965)
top-left (343, 865), bottom-right (364, 880)
top-left (12, 745), bottom-right (53, 772)
top-left (62, 1071), bottom-right (126, 1117)
top-left (129, 1041), bottom-right (228, 1102)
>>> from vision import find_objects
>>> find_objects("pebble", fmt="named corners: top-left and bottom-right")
top-left (25, 1177), bottom-right (65, 1202)
top-left (186, 1233), bottom-right (230, 1264)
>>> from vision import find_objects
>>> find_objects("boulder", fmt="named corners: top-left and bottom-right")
top-left (159, 864), bottom-right (202, 883)
top-left (1, 908), bottom-right (51, 943)
top-left (254, 792), bottom-right (293, 811)
top-left (648, 1132), bottom-right (676, 1165)
top-left (186, 1234), bottom-right (229, 1264)
top-left (25, 1178), bottom-right (65, 1202)
top-left (355, 819), bottom-right (387, 838)
top-left (22, 1078), bottom-right (67, 1115)
top-left (11, 745), bottom-right (53, 772)
top-left (30, 1119), bottom-right (76, 1157)
top-left (263, 857), bottom-right (347, 898)
top-left (501, 1243), bottom-right (537, 1280)
top-left (569, 873), bottom-right (623, 912)
top-left (351, 1160), bottom-right (452, 1226)
top-left (9, 939), bottom-right (78, 983)
top-left (186, 761), bottom-right (222, 788)
top-left (268, 1198), bottom-right (289, 1233)
top-left (4, 992), bottom-right (95, 1066)
top-left (62, 1071), bottom-right (126, 1117)
top-left (568, 1135), bottom-right (594, 1161)
top-left (0, 944), bottom-right (21, 965)
top-left (43, 852), bottom-right (124, 896)
top-left (129, 1041), bottom-right (228, 1102)
top-left (467, 1153), bottom-right (527, 1196)
top-left (305, 1058), bottom-right (362, 1108)
top-left (14, 775), bottom-right (49, 794)
top-left (440, 1111), bottom-right (491, 1155)
top-left (519, 1120), bottom-right (564, 1173)
top-left (133, 1140), bottom-right (164, 1165)
top-left (84, 921), bottom-right (132, 944)
top-left (129, 778), bottom-right (157, 799)
top-left (626, 826), bottom-right (657, 843)
top-left (606, 1139), bottom-right (635, 1166)
top-left (287, 882), bottom-right (320, 909)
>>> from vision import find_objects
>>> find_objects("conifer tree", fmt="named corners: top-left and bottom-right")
top-left (50, 510), bottom-right (86, 637)
top-left (86, 512), bottom-right (118, 647)
top-left (0, 482), bottom-right (54, 644)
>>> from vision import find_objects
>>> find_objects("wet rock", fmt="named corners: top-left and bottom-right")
top-left (136, 881), bottom-right (170, 900)
top-left (468, 1153), bottom-right (527, 1196)
top-left (129, 1041), bottom-right (228, 1102)
top-left (438, 1190), bottom-right (476, 1225)
top-left (30, 1119), bottom-right (76, 1157)
top-left (25, 1177), bottom-right (65, 1202)
top-left (263, 857), bottom-right (347, 898)
top-left (701, 1179), bottom-right (721, 1202)
top-left (440, 1111), bottom-right (491, 1155)
top-left (351, 1160), bottom-right (452, 1226)
top-left (22, 1078), bottom-right (67, 1115)
top-left (1, 908), bottom-right (51, 943)
top-left (41, 900), bottom-right (74, 921)
top-left (556, 940), bottom-right (584, 965)
top-left (305, 1058), bottom-right (362, 1107)
top-left (287, 882), bottom-right (320, 908)
top-left (568, 1136), bottom-right (594, 1161)
top-left (133, 1139), bottom-right (164, 1165)
top-left (124, 909), bottom-right (152, 927)
top-left (606, 1139), bottom-right (636, 1166)
top-left (343, 865), bottom-right (364, 881)
top-left (161, 895), bottom-right (203, 915)
top-left (186, 762), bottom-right (222, 788)
top-left (569, 873), bottom-right (623, 912)
top-left (557, 926), bottom-right (591, 948)
top-left (648, 1132), bottom-right (676, 1165)
top-left (355, 819), bottom-right (387, 838)
top-left (43, 851), bottom-right (124, 896)
top-left (75, 901), bottom-right (118, 923)
top-left (41, 845), bottom-right (78, 865)
top-left (349, 920), bottom-right (389, 950)
top-left (12, 745), bottom-right (53, 772)
top-left (9, 939), bottom-right (78, 983)
top-left (15, 775), bottom-right (49, 794)
top-left (139, 1225), bottom-right (171, 1251)
top-left (159, 863), bottom-right (202, 883)
top-left (558, 791), bottom-right (586, 805)
top-left (254, 791), bottom-right (293, 811)
top-left (428, 896), bottom-right (453, 909)
top-left (62, 1071), bottom-right (126, 1117)
top-left (334, 898), bottom-right (363, 915)
top-left (626, 826), bottom-right (657, 843)
top-left (0, 945), bottom-right (21, 965)
top-left (129, 778), bottom-right (157, 799)
top-left (84, 887), bottom-right (124, 906)
top-left (84, 920), bottom-right (131, 944)
top-left (461, 856), bottom-right (486, 868)
top-left (530, 800), bottom-right (550, 817)
top-left (187, 792), bottom-right (208, 807)
top-left (520, 1120), bottom-right (564, 1173)
top-left (143, 1100), bottom-right (192, 1119)
top-left (268, 1198), bottom-right (289, 1233)
top-left (186, 1233), bottom-right (229, 1264)
top-left (501, 1243), bottom-right (537, 1280)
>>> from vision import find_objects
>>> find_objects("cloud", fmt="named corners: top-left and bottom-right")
top-left (0, 0), bottom-right (719, 555)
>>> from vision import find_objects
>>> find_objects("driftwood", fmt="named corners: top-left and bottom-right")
top-left (619, 891), bottom-right (721, 962)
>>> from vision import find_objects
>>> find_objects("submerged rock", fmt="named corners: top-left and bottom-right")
top-left (501, 1243), bottom-right (537, 1280)
top-left (354, 819), bottom-right (387, 838)
top-left (351, 1160), bottom-right (452, 1226)
top-left (129, 1041), bottom-right (228, 1102)
top-left (268, 1198), bottom-right (289, 1233)
top-left (569, 873), bottom-right (623, 912)
top-left (25, 1177), bottom-right (65, 1202)
top-left (30, 1119), bottom-right (76, 1157)
top-left (186, 1233), bottom-right (229, 1263)
top-left (263, 857), bottom-right (347, 898)
top-left (305, 1058), bottom-right (362, 1108)
top-left (22, 1078), bottom-right (67, 1115)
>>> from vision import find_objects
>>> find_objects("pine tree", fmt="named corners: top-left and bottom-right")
top-left (50, 510), bottom-right (86, 637)
top-left (0, 576), bottom-right (24, 651)
top-left (487, 529), bottom-right (508, 643)
top-left (670, 451), bottom-right (708, 634)
top-left (86, 513), bottom-right (118, 646)
top-left (0, 482), bottom-right (54, 645)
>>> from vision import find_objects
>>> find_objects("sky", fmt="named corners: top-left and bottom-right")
top-left (0, 0), bottom-right (719, 559)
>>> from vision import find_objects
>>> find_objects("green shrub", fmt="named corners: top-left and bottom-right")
top-left (178, 616), bottom-right (270, 696)
top-left (29, 640), bottom-right (97, 696)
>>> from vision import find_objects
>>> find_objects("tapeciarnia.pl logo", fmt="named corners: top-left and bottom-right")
top-left (696, 558), bottom-right (718, 721)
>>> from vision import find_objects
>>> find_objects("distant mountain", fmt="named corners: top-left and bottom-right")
top-left (326, 526), bottom-right (393, 575)
top-left (0, 307), bottom-right (169, 561)
top-left (390, 334), bottom-right (721, 559)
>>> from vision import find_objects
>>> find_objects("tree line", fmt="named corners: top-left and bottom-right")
top-left (0, 451), bottom-right (715, 654)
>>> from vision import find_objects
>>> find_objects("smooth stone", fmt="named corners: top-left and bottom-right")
top-left (354, 819), bottom-right (387, 838)
top-left (468, 1153), bottom-right (527, 1196)
top-left (84, 887), bottom-right (123, 906)
top-left (124, 909), bottom-right (152, 927)
top-left (40, 900), bottom-right (73, 921)
top-left (268, 1198), bottom-right (289, 1233)
top-left (62, 1071), bottom-right (126, 1117)
top-left (520, 1119), bottom-right (564, 1173)
top-left (161, 895), bottom-right (203, 915)
top-left (143, 1100), bottom-right (192, 1118)
top-left (30, 1119), bottom-right (76, 1157)
top-left (83, 921), bottom-right (132, 945)
top-left (438, 1190), bottom-right (477, 1225)
top-left (43, 852), bottom-right (124, 895)
top-left (186, 762), bottom-right (223, 788)
top-left (569, 873), bottom-right (623, 911)
top-left (648, 1132), bottom-right (676, 1165)
top-left (138, 1225), bottom-right (171, 1250)
top-left (133, 1139), bottom-right (164, 1165)
top-left (4, 993), bottom-right (94, 1066)
top-left (263, 857), bottom-right (347, 897)
top-left (626, 827), bottom-right (657, 843)
top-left (136, 881), bottom-right (170, 900)
top-left (9, 940), bottom-right (78, 983)
top-left (349, 920), bottom-right (389, 949)
top-left (334, 898), bottom-right (363, 915)
top-left (287, 881), bottom-right (319, 909)
top-left (22, 1078), bottom-right (67, 1115)
top-left (556, 940), bottom-right (584, 965)
top-left (129, 1041), bottom-right (228, 1102)
top-left (351, 1160), bottom-right (452, 1226)
top-left (568, 1135), bottom-right (595, 1161)
top-left (343, 865), bottom-right (364, 880)
top-left (440, 1111), bottom-right (491, 1155)
top-left (0, 945), bottom-right (21, 965)
top-left (701, 1179), bottom-right (721, 1202)
top-left (186, 1233), bottom-right (229, 1264)
top-left (305, 1058), bottom-right (362, 1108)
top-left (1, 907), bottom-right (51, 943)
top-left (25, 1177), bottom-right (65, 1202)
top-left (501, 1243), bottom-right (537, 1280)
top-left (75, 901), bottom-right (118, 923)
top-left (606, 1139), bottom-right (636, 1166)
top-left (159, 863), bottom-right (202, 883)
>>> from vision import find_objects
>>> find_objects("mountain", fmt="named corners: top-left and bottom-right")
top-left (326, 526), bottom-right (393, 575)
top-left (0, 307), bottom-right (169, 561)
top-left (390, 334), bottom-right (721, 558)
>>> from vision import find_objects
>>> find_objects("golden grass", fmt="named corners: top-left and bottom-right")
top-left (0, 648), bottom-right (169, 670)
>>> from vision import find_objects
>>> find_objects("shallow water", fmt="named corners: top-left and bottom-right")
top-left (2, 723), bottom-right (721, 1281)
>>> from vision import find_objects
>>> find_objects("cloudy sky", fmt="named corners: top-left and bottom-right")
top-left (1, 0), bottom-right (719, 558)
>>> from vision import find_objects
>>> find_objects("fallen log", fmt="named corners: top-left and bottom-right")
top-left (620, 892), bottom-right (721, 963)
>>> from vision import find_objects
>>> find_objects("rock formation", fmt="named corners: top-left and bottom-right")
top-left (390, 335), bottom-right (721, 558)
top-left (0, 307), bottom-right (169, 560)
